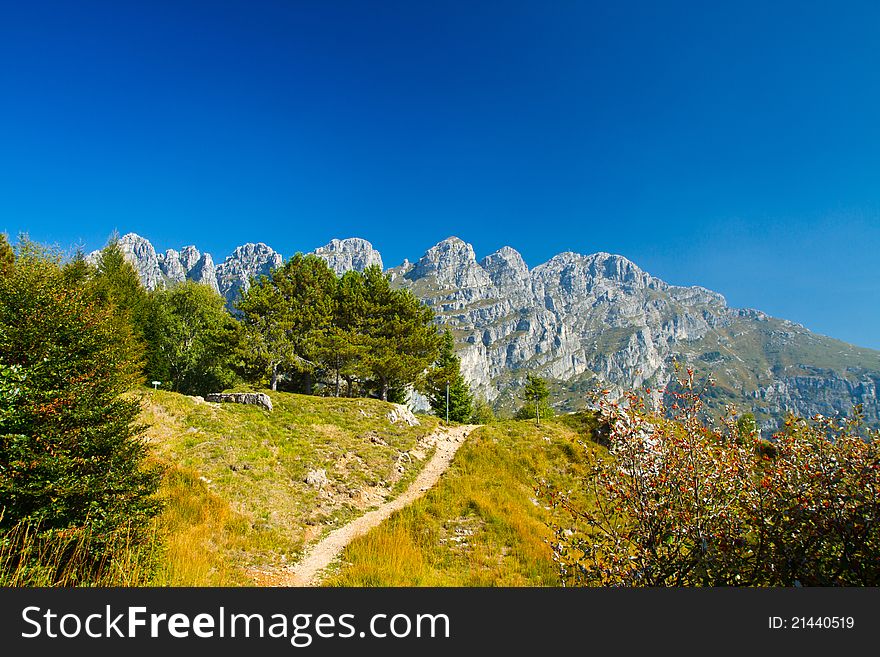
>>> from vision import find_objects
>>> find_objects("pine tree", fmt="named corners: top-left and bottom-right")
top-left (237, 253), bottom-right (335, 392)
top-left (360, 266), bottom-right (441, 401)
top-left (0, 243), bottom-right (162, 574)
top-left (517, 374), bottom-right (552, 426)
top-left (92, 237), bottom-right (148, 324)
top-left (425, 329), bottom-right (473, 422)
top-left (237, 276), bottom-right (295, 391)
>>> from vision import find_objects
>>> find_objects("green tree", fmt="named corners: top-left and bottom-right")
top-left (0, 243), bottom-right (162, 576)
top-left (237, 253), bottom-right (336, 392)
top-left (316, 270), bottom-right (370, 397)
top-left (469, 396), bottom-right (496, 424)
top-left (0, 233), bottom-right (14, 275)
top-left (517, 374), bottom-right (552, 426)
top-left (360, 266), bottom-right (441, 401)
top-left (141, 281), bottom-right (240, 396)
top-left (425, 329), bottom-right (473, 422)
top-left (61, 249), bottom-right (94, 287)
top-left (92, 237), bottom-right (149, 326)
top-left (237, 275), bottom-right (294, 391)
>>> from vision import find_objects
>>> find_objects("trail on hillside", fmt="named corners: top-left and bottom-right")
top-left (270, 424), bottom-right (478, 587)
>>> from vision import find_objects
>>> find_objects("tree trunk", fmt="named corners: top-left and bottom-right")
top-left (335, 357), bottom-right (340, 397)
top-left (345, 376), bottom-right (353, 398)
top-left (305, 370), bottom-right (313, 395)
top-left (381, 378), bottom-right (389, 402)
top-left (271, 364), bottom-right (279, 391)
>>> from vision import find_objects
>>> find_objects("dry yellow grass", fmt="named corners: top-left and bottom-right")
top-left (326, 417), bottom-right (601, 586)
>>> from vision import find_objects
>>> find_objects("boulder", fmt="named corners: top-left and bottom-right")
top-left (205, 392), bottom-right (273, 412)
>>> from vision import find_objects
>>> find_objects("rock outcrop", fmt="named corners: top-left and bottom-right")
top-left (215, 243), bottom-right (283, 306)
top-left (313, 238), bottom-right (383, 274)
top-left (101, 232), bottom-right (880, 429)
top-left (205, 392), bottom-right (273, 412)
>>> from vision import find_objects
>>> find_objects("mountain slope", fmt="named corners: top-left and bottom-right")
top-left (100, 233), bottom-right (880, 428)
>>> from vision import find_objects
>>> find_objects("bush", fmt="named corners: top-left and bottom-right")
top-left (539, 368), bottom-right (880, 586)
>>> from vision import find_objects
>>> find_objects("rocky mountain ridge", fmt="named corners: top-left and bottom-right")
top-left (92, 233), bottom-right (880, 428)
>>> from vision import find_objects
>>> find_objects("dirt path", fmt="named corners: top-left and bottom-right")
top-left (275, 424), bottom-right (477, 587)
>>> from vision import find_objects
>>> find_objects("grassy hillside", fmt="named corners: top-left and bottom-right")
top-left (324, 414), bottom-right (602, 586)
top-left (141, 389), bottom-right (440, 585)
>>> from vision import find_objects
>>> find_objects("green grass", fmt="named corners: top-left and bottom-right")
top-left (141, 388), bottom-right (440, 583)
top-left (325, 415), bottom-right (602, 586)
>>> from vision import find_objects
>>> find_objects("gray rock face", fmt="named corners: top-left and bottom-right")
top-left (215, 243), bottom-right (283, 306)
top-left (156, 246), bottom-right (220, 293)
top-left (409, 237), bottom-right (492, 290)
top-left (205, 392), bottom-right (273, 412)
top-left (102, 232), bottom-right (880, 429)
top-left (313, 238), bottom-right (383, 274)
top-left (93, 233), bottom-right (164, 290)
top-left (394, 237), bottom-right (880, 429)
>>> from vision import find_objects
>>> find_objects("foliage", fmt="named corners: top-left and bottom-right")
top-left (0, 233), bottom-right (14, 275)
top-left (358, 266), bottom-right (441, 401)
top-left (424, 330), bottom-right (474, 422)
top-left (237, 253), bottom-right (336, 391)
top-left (92, 237), bottom-right (149, 324)
top-left (0, 244), bottom-right (162, 581)
top-left (539, 368), bottom-right (880, 586)
top-left (240, 260), bottom-right (441, 401)
top-left (736, 412), bottom-right (759, 443)
top-left (470, 396), bottom-right (496, 424)
top-left (516, 374), bottom-right (553, 425)
top-left (141, 281), bottom-right (241, 396)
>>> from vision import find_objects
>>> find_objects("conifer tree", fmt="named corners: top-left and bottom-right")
top-left (237, 275), bottom-right (295, 391)
top-left (517, 374), bottom-right (552, 426)
top-left (360, 266), bottom-right (441, 401)
top-left (317, 270), bottom-right (370, 396)
top-left (0, 243), bottom-right (161, 573)
top-left (238, 253), bottom-right (335, 392)
top-left (92, 237), bottom-right (148, 324)
top-left (425, 329), bottom-right (473, 422)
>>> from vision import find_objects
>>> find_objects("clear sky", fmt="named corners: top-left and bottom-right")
top-left (2, 1), bottom-right (879, 348)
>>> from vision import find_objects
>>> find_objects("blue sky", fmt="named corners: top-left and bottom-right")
top-left (2, 1), bottom-right (879, 348)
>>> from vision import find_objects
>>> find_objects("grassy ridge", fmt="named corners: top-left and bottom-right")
top-left (325, 416), bottom-right (601, 586)
top-left (141, 389), bottom-right (440, 584)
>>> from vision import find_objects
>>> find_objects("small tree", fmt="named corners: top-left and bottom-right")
top-left (517, 374), bottom-right (551, 427)
top-left (424, 329), bottom-right (473, 422)
top-left (736, 412), bottom-right (759, 443)
top-left (469, 396), bottom-right (496, 424)
top-left (92, 238), bottom-right (149, 323)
